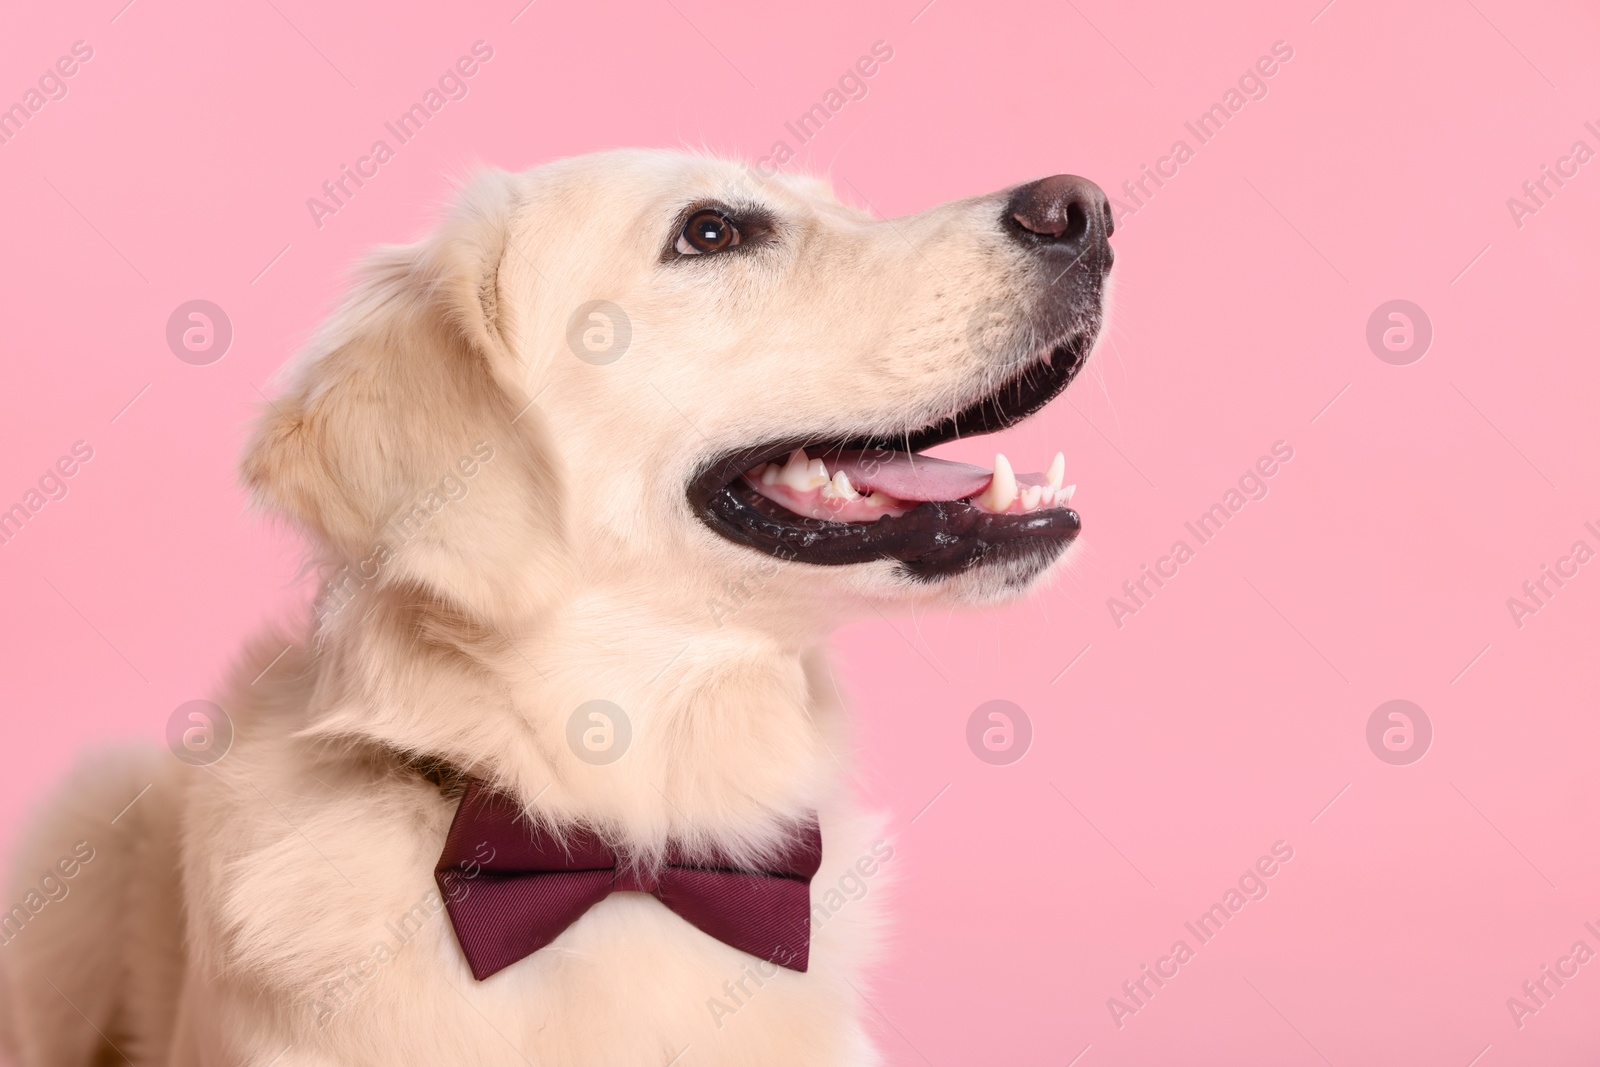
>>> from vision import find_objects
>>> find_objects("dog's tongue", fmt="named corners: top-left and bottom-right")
top-left (825, 450), bottom-right (999, 502)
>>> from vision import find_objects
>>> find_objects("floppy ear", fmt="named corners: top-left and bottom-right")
top-left (241, 170), bottom-right (530, 559)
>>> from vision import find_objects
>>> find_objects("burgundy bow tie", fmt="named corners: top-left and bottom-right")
top-left (434, 780), bottom-right (823, 980)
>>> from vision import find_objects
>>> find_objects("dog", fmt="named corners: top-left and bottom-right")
top-left (0, 149), bottom-right (1112, 1066)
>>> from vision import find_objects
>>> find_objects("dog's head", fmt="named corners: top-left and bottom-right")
top-left (244, 150), bottom-right (1112, 640)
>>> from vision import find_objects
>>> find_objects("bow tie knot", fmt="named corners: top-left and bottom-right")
top-left (611, 864), bottom-right (661, 894)
top-left (434, 781), bottom-right (823, 980)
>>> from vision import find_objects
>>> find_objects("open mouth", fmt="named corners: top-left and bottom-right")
top-left (688, 331), bottom-right (1096, 579)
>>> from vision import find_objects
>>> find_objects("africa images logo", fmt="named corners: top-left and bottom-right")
top-left (1106, 841), bottom-right (1295, 1029)
top-left (306, 41), bottom-right (495, 229)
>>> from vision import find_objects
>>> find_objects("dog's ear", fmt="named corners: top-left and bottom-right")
top-left (241, 170), bottom-right (530, 558)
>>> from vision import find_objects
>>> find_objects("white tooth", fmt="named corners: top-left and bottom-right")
top-left (780, 449), bottom-right (808, 477)
top-left (822, 470), bottom-right (859, 500)
top-left (1059, 483), bottom-right (1076, 504)
top-left (1021, 485), bottom-right (1043, 511)
top-left (759, 463), bottom-right (780, 486)
top-left (1046, 452), bottom-right (1065, 490)
top-left (805, 459), bottom-right (829, 489)
top-left (979, 453), bottom-right (1017, 512)
top-left (866, 491), bottom-right (896, 508)
top-left (778, 450), bottom-right (819, 491)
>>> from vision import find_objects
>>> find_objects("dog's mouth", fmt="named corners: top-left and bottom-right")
top-left (688, 330), bottom-right (1095, 579)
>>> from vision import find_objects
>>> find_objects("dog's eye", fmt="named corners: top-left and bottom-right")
top-left (676, 210), bottom-right (740, 255)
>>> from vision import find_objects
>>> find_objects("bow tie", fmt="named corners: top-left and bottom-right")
top-left (434, 780), bottom-right (823, 980)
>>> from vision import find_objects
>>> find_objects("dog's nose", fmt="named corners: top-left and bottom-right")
top-left (1004, 175), bottom-right (1113, 260)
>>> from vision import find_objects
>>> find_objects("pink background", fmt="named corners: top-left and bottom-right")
top-left (3, 0), bottom-right (1599, 1062)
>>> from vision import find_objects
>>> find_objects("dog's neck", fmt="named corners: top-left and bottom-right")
top-left (292, 578), bottom-right (848, 850)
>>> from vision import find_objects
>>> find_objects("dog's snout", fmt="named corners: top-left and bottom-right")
top-left (1004, 175), bottom-right (1113, 260)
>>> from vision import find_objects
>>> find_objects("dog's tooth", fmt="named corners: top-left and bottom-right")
top-left (759, 463), bottom-right (780, 486)
top-left (1046, 452), bottom-right (1065, 490)
top-left (866, 491), bottom-right (896, 507)
top-left (993, 454), bottom-right (1017, 505)
top-left (979, 453), bottom-right (1017, 512)
top-left (779, 449), bottom-right (808, 475)
top-left (822, 470), bottom-right (860, 500)
top-left (777, 450), bottom-right (820, 491)
top-left (1021, 485), bottom-right (1043, 511)
top-left (1059, 483), bottom-right (1076, 505)
top-left (806, 458), bottom-right (830, 488)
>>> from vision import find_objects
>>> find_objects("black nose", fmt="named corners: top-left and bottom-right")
top-left (1004, 174), bottom-right (1113, 261)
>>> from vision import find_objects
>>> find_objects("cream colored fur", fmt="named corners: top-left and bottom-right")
top-left (1, 150), bottom-right (1094, 1066)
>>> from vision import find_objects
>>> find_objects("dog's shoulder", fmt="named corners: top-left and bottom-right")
top-left (180, 633), bottom-right (460, 996)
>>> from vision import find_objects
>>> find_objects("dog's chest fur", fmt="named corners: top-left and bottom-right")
top-left (164, 638), bottom-right (888, 1067)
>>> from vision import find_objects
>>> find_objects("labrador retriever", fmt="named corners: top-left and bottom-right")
top-left (0, 149), bottom-right (1112, 1066)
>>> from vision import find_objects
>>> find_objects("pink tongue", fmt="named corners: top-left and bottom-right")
top-left (824, 450), bottom-right (1043, 502)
